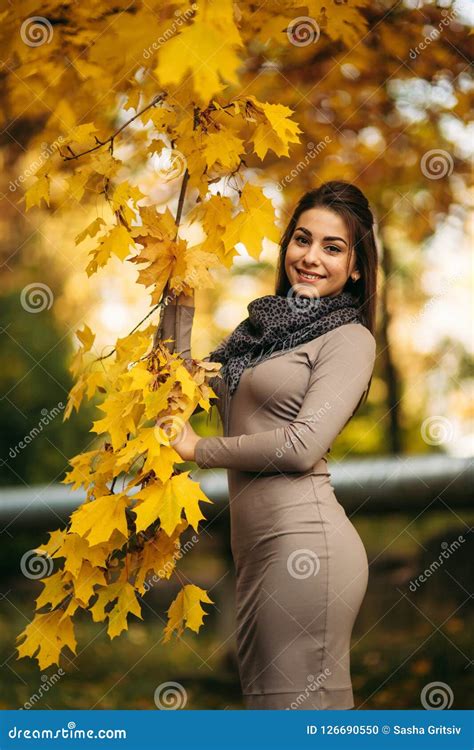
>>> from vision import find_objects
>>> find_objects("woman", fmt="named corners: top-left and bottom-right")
top-left (157, 180), bottom-right (378, 710)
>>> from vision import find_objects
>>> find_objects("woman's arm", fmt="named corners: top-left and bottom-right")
top-left (153, 291), bottom-right (195, 356)
top-left (194, 324), bottom-right (376, 474)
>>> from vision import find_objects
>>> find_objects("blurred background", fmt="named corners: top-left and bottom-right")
top-left (0, 0), bottom-right (473, 710)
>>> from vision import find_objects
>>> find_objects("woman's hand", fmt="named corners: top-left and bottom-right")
top-left (170, 419), bottom-right (201, 462)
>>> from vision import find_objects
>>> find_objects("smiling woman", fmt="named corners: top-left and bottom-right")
top-left (161, 180), bottom-right (379, 710)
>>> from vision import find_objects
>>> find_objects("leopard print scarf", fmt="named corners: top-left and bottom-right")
top-left (208, 290), bottom-right (362, 397)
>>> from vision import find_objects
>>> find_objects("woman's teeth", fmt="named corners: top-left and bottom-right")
top-left (297, 270), bottom-right (325, 280)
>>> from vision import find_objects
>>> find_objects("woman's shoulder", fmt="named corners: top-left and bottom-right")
top-left (309, 322), bottom-right (376, 367)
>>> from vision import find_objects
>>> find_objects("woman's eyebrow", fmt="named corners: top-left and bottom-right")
top-left (295, 226), bottom-right (348, 246)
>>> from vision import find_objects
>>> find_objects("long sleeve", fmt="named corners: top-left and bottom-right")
top-left (194, 324), bottom-right (376, 474)
top-left (153, 301), bottom-right (195, 358)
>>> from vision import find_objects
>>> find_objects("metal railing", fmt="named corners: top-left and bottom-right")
top-left (0, 454), bottom-right (471, 533)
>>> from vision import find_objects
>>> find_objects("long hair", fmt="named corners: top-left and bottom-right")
top-left (275, 180), bottom-right (378, 336)
top-left (274, 180), bottom-right (378, 409)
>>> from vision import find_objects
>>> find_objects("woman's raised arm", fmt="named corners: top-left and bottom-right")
top-left (153, 289), bottom-right (195, 356)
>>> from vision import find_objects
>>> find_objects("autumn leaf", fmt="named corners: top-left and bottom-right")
top-left (133, 470), bottom-right (213, 536)
top-left (163, 584), bottom-right (213, 642)
top-left (17, 611), bottom-right (77, 671)
top-left (69, 493), bottom-right (129, 546)
top-left (90, 577), bottom-right (142, 639)
top-left (24, 174), bottom-right (50, 210)
top-left (155, 0), bottom-right (243, 104)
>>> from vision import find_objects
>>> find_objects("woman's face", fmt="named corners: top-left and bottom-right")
top-left (284, 207), bottom-right (359, 299)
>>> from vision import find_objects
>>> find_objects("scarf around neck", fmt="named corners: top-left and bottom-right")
top-left (208, 290), bottom-right (363, 398)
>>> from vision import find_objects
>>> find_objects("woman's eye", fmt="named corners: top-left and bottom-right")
top-left (295, 235), bottom-right (309, 245)
top-left (326, 245), bottom-right (341, 253)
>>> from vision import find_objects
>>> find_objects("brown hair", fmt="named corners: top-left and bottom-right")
top-left (275, 180), bottom-right (378, 336)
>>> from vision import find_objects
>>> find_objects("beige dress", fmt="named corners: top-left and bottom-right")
top-left (157, 301), bottom-right (376, 710)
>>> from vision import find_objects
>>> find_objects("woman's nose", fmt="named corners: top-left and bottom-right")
top-left (303, 245), bottom-right (323, 265)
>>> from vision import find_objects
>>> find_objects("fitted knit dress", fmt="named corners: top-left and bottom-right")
top-left (157, 301), bottom-right (376, 710)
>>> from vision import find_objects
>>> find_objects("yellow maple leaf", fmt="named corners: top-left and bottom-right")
top-left (90, 579), bottom-right (142, 639)
top-left (223, 182), bottom-right (280, 260)
top-left (190, 194), bottom-right (237, 268)
top-left (75, 217), bottom-right (106, 245)
top-left (247, 95), bottom-right (302, 159)
top-left (64, 375), bottom-right (88, 419)
top-left (131, 521), bottom-right (188, 594)
top-left (72, 560), bottom-right (107, 606)
top-left (76, 323), bottom-right (95, 352)
top-left (69, 493), bottom-right (129, 546)
top-left (35, 570), bottom-right (72, 610)
top-left (203, 129), bottom-right (245, 172)
top-left (162, 584), bottom-right (213, 643)
top-left (54, 532), bottom-right (110, 577)
top-left (24, 174), bottom-right (50, 210)
top-left (86, 224), bottom-right (134, 275)
top-left (91, 390), bottom-right (142, 450)
top-left (133, 470), bottom-right (212, 535)
top-left (155, 0), bottom-right (243, 105)
top-left (17, 611), bottom-right (77, 671)
top-left (66, 122), bottom-right (99, 144)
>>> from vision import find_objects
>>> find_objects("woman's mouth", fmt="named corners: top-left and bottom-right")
top-left (295, 268), bottom-right (326, 283)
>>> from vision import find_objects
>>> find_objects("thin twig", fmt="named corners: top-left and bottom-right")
top-left (61, 93), bottom-right (167, 161)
